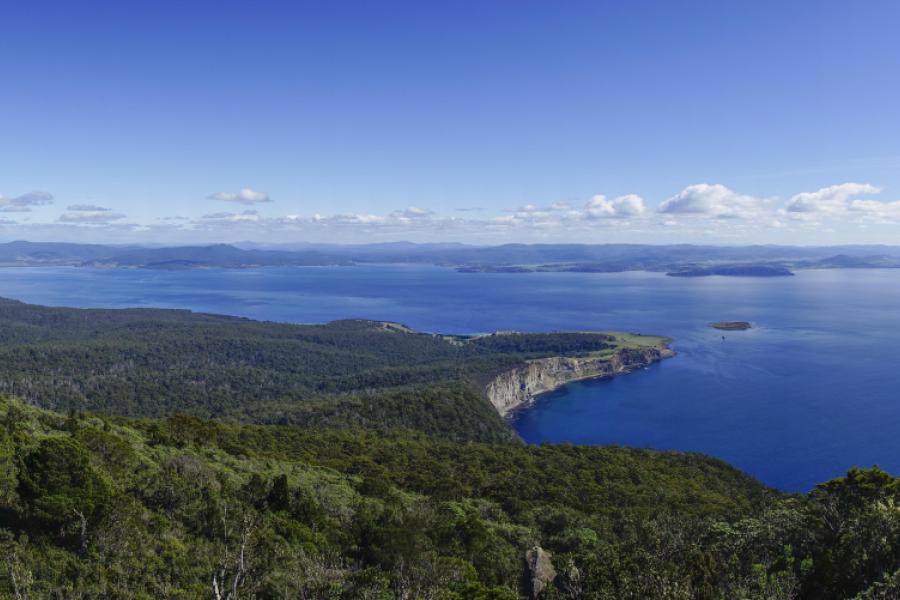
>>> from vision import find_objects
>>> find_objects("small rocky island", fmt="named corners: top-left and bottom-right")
top-left (711, 321), bottom-right (752, 331)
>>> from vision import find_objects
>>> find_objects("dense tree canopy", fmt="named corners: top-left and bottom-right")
top-left (0, 298), bottom-right (626, 440)
top-left (0, 397), bottom-right (898, 598)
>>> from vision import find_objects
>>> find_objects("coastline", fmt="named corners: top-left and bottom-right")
top-left (484, 342), bottom-right (675, 418)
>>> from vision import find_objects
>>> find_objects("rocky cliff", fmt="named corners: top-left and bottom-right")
top-left (485, 346), bottom-right (674, 417)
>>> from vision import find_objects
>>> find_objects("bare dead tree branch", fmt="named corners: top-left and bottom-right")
top-left (5, 554), bottom-right (28, 600)
top-left (73, 509), bottom-right (88, 556)
top-left (211, 508), bottom-right (256, 600)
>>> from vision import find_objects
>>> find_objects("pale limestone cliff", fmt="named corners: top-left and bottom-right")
top-left (485, 346), bottom-right (674, 417)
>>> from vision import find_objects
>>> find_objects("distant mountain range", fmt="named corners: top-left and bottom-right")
top-left (2, 240), bottom-right (900, 275)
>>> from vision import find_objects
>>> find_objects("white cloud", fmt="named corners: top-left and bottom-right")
top-left (658, 184), bottom-right (762, 218)
top-left (200, 210), bottom-right (260, 223)
top-left (390, 207), bottom-right (434, 222)
top-left (0, 191), bottom-right (54, 212)
top-left (849, 199), bottom-right (900, 222)
top-left (67, 204), bottom-right (112, 212)
top-left (785, 183), bottom-right (881, 214)
top-left (511, 204), bottom-right (543, 214)
top-left (324, 213), bottom-right (387, 225)
top-left (58, 210), bottom-right (127, 224)
top-left (8, 181), bottom-right (900, 244)
top-left (500, 194), bottom-right (645, 226)
top-left (584, 194), bottom-right (646, 219)
top-left (207, 187), bottom-right (271, 204)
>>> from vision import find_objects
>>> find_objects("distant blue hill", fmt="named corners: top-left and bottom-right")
top-left (1, 240), bottom-right (900, 272)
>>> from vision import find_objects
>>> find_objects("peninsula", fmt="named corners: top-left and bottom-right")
top-left (0, 297), bottom-right (672, 439)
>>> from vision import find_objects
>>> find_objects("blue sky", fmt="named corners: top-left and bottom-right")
top-left (2, 0), bottom-right (899, 244)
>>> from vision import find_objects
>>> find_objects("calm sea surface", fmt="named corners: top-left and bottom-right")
top-left (1, 264), bottom-right (898, 492)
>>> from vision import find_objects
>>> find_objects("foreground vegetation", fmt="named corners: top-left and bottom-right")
top-left (1, 397), bottom-right (899, 599)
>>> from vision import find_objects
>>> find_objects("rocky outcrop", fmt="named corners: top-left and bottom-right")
top-left (485, 346), bottom-right (674, 417)
top-left (525, 546), bottom-right (557, 599)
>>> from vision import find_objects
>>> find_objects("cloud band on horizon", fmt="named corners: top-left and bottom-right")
top-left (2, 182), bottom-right (899, 244)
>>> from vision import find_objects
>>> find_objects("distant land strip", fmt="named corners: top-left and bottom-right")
top-left (1, 240), bottom-right (900, 274)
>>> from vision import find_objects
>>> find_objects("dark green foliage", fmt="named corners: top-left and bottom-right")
top-left (801, 468), bottom-right (900, 599)
top-left (466, 333), bottom-right (613, 355)
top-left (0, 299), bottom-right (621, 442)
top-left (854, 568), bottom-right (900, 599)
top-left (0, 430), bottom-right (16, 509)
top-left (1, 396), bottom-right (898, 598)
top-left (17, 437), bottom-right (112, 533)
top-left (248, 383), bottom-right (518, 443)
top-left (0, 397), bottom-right (765, 598)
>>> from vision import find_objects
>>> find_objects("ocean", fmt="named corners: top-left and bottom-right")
top-left (2, 264), bottom-right (898, 492)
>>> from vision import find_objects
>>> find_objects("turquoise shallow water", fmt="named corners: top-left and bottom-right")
top-left (1, 264), bottom-right (898, 492)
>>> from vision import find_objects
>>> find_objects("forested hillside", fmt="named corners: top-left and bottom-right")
top-left (0, 297), bottom-right (650, 442)
top-left (1, 397), bottom-right (899, 599)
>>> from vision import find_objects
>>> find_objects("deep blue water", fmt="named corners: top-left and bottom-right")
top-left (1, 264), bottom-right (899, 492)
